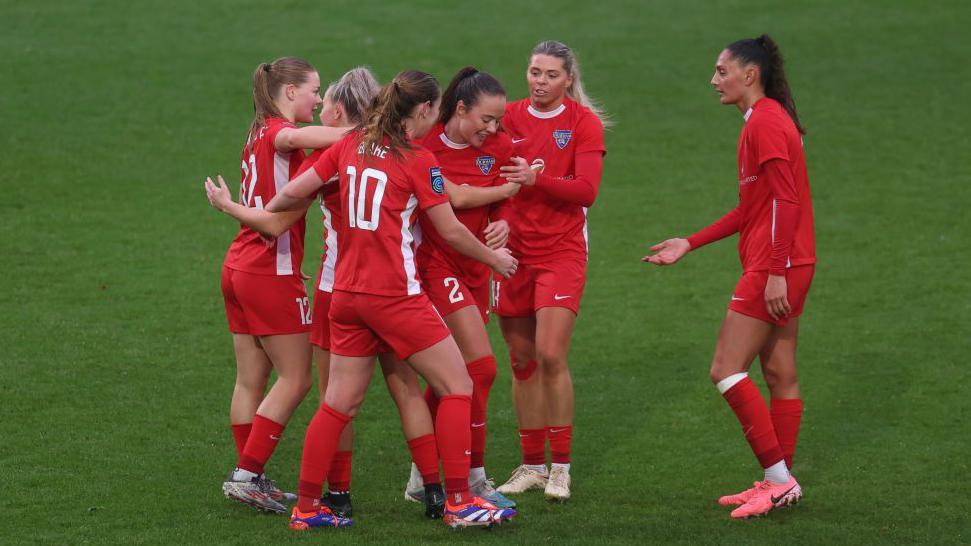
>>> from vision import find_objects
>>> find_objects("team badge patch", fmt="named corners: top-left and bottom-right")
top-left (430, 167), bottom-right (445, 194)
top-left (553, 129), bottom-right (572, 149)
top-left (476, 155), bottom-right (495, 174)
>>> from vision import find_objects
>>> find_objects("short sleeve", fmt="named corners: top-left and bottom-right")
top-left (265, 118), bottom-right (296, 151)
top-left (312, 138), bottom-right (343, 182)
top-left (753, 120), bottom-right (790, 166)
top-left (409, 149), bottom-right (451, 211)
top-left (574, 111), bottom-right (606, 156)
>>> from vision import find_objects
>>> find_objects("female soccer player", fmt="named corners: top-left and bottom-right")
top-left (218, 57), bottom-right (349, 514)
top-left (403, 67), bottom-right (519, 509)
top-left (493, 40), bottom-right (607, 502)
top-left (207, 67), bottom-right (447, 519)
top-left (643, 34), bottom-right (814, 519)
top-left (264, 70), bottom-right (518, 530)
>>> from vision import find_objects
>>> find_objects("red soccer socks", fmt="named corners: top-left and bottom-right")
top-left (231, 422), bottom-right (252, 458)
top-left (297, 403), bottom-right (351, 512)
top-left (720, 375), bottom-right (785, 470)
top-left (770, 398), bottom-right (803, 468)
top-left (238, 414), bottom-right (284, 475)
top-left (436, 395), bottom-right (473, 504)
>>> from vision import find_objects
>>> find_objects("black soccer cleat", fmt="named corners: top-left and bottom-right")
top-left (423, 484), bottom-right (445, 519)
top-left (321, 491), bottom-right (353, 519)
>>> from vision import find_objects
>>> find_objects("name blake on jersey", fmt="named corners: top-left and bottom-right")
top-left (357, 142), bottom-right (390, 158)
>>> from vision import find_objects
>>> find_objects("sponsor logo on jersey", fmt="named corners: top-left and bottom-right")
top-left (430, 166), bottom-right (445, 194)
top-left (476, 155), bottom-right (495, 174)
top-left (553, 129), bottom-right (572, 149)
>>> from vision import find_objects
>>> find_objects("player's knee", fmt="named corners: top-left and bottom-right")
top-left (511, 357), bottom-right (538, 381)
top-left (536, 348), bottom-right (567, 376)
top-left (763, 367), bottom-right (798, 392)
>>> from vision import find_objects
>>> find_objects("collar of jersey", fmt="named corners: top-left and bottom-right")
top-left (527, 102), bottom-right (566, 119)
top-left (439, 131), bottom-right (470, 149)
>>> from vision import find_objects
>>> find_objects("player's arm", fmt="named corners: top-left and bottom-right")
top-left (265, 168), bottom-right (323, 212)
top-left (445, 178), bottom-right (520, 209)
top-left (499, 151), bottom-right (603, 207)
top-left (204, 175), bottom-right (310, 238)
top-left (274, 125), bottom-right (354, 153)
top-left (423, 203), bottom-right (517, 278)
top-left (763, 158), bottom-right (799, 319)
top-left (267, 143), bottom-right (340, 212)
top-left (642, 205), bottom-right (742, 266)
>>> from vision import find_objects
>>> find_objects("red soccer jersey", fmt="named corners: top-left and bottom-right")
top-left (224, 117), bottom-right (307, 275)
top-left (416, 125), bottom-right (514, 287)
top-left (736, 98), bottom-right (815, 272)
top-left (312, 132), bottom-right (451, 296)
top-left (298, 149), bottom-right (341, 292)
top-left (500, 97), bottom-right (606, 263)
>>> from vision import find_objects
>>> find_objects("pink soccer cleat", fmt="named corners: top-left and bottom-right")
top-left (730, 476), bottom-right (802, 519)
top-left (718, 480), bottom-right (765, 506)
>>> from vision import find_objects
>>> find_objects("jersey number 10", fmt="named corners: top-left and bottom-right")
top-left (346, 166), bottom-right (387, 231)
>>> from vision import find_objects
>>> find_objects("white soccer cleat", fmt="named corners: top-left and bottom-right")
top-left (544, 466), bottom-right (571, 502)
top-left (404, 462), bottom-right (424, 503)
top-left (496, 465), bottom-right (548, 495)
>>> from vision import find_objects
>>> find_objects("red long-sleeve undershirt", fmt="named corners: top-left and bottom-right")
top-left (686, 159), bottom-right (798, 275)
top-left (764, 158), bottom-right (799, 276)
top-left (532, 151), bottom-right (603, 207)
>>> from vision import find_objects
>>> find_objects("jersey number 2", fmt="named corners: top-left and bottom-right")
top-left (346, 166), bottom-right (387, 231)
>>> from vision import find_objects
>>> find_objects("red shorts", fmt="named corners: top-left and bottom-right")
top-left (309, 289), bottom-right (332, 350)
top-left (728, 265), bottom-right (815, 326)
top-left (422, 270), bottom-right (490, 324)
top-left (493, 258), bottom-right (586, 317)
top-left (221, 266), bottom-right (312, 336)
top-left (328, 290), bottom-right (451, 360)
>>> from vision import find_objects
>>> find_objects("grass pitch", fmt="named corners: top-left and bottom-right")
top-left (2, 0), bottom-right (969, 544)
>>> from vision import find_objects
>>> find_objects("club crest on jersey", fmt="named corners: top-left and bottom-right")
top-left (553, 129), bottom-right (572, 149)
top-left (430, 167), bottom-right (445, 194)
top-left (476, 155), bottom-right (495, 174)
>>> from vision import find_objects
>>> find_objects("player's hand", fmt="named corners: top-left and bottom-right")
top-left (490, 247), bottom-right (518, 278)
top-left (205, 175), bottom-right (233, 212)
top-left (642, 238), bottom-right (690, 266)
top-left (764, 274), bottom-right (790, 321)
top-left (483, 220), bottom-right (510, 249)
top-left (501, 181), bottom-right (522, 198)
top-left (499, 157), bottom-right (537, 186)
top-left (299, 270), bottom-right (311, 281)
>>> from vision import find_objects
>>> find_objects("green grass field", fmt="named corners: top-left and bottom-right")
top-left (2, 0), bottom-right (969, 543)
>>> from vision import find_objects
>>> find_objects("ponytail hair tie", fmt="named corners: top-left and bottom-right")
top-left (263, 64), bottom-right (271, 72)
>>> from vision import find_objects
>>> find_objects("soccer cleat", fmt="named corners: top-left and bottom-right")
top-left (718, 480), bottom-right (765, 506)
top-left (544, 466), bottom-right (571, 502)
top-left (404, 463), bottom-right (424, 503)
top-left (470, 477), bottom-right (516, 509)
top-left (443, 496), bottom-right (517, 528)
top-left (321, 491), bottom-right (353, 518)
top-left (496, 465), bottom-right (548, 495)
top-left (222, 471), bottom-right (288, 514)
top-left (423, 484), bottom-right (446, 519)
top-left (730, 476), bottom-right (802, 519)
top-left (288, 505), bottom-right (353, 530)
top-left (262, 475), bottom-right (297, 503)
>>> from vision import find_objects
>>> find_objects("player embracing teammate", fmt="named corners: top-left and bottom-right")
top-left (645, 35), bottom-right (815, 519)
top-left (262, 70), bottom-right (518, 530)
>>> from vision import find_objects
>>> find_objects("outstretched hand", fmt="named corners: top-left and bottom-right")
top-left (642, 237), bottom-right (691, 266)
top-left (499, 157), bottom-right (537, 186)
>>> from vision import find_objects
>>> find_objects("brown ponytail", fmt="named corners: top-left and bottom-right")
top-left (359, 70), bottom-right (440, 157)
top-left (726, 34), bottom-right (806, 135)
top-left (247, 57), bottom-right (316, 144)
top-left (438, 66), bottom-right (505, 125)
